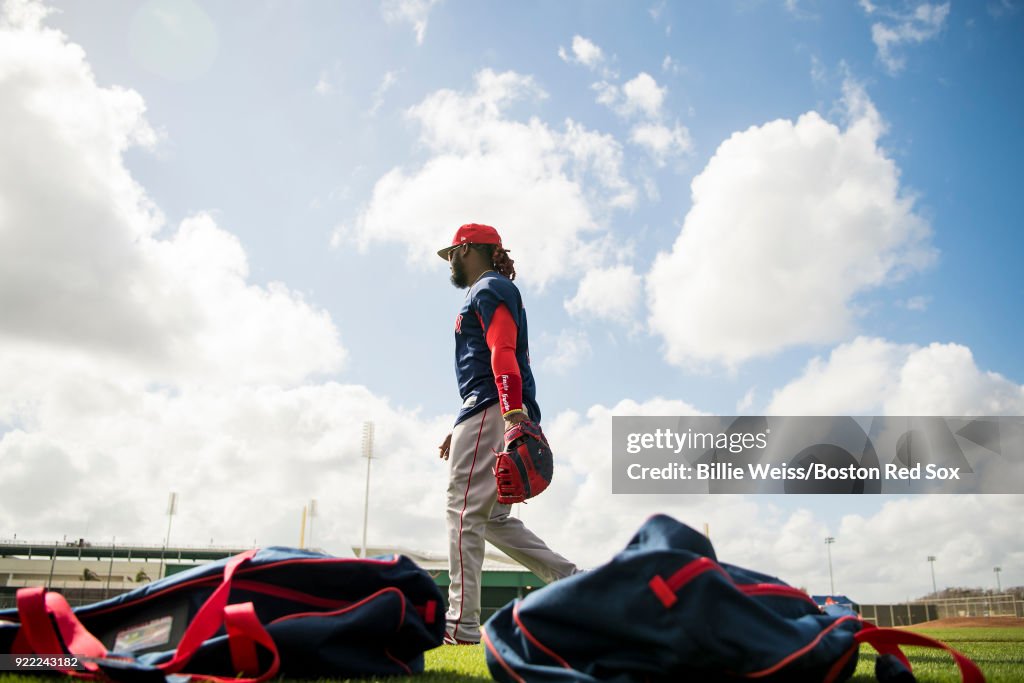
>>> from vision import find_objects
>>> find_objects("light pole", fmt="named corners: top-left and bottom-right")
top-left (825, 537), bottom-right (835, 595)
top-left (994, 566), bottom-right (1002, 593)
top-left (165, 492), bottom-right (178, 547)
top-left (927, 556), bottom-right (937, 596)
top-left (308, 498), bottom-right (318, 548)
top-left (106, 536), bottom-right (116, 599)
top-left (361, 421), bottom-right (375, 558)
top-left (160, 492), bottom-right (177, 579)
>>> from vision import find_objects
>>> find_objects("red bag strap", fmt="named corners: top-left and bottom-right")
top-left (225, 604), bottom-right (260, 677)
top-left (43, 591), bottom-right (108, 660)
top-left (854, 623), bottom-right (986, 683)
top-left (16, 586), bottom-right (106, 673)
top-left (16, 587), bottom-right (70, 659)
top-left (159, 548), bottom-right (258, 673)
top-left (16, 550), bottom-right (280, 682)
top-left (223, 602), bottom-right (280, 682)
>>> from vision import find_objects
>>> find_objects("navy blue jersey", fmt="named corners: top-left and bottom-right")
top-left (453, 272), bottom-right (539, 426)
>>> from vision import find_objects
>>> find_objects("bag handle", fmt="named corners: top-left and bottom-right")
top-left (17, 549), bottom-right (280, 682)
top-left (644, 561), bottom-right (985, 683)
top-left (158, 548), bottom-right (258, 673)
top-left (223, 602), bottom-right (280, 682)
top-left (854, 623), bottom-right (985, 683)
top-left (16, 586), bottom-right (106, 674)
top-left (648, 557), bottom-right (725, 608)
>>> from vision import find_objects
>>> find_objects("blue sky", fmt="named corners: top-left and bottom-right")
top-left (1, 0), bottom-right (1022, 602)
top-left (46, 0), bottom-right (1024, 412)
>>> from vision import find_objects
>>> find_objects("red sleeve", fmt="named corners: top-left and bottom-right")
top-left (485, 303), bottom-right (523, 416)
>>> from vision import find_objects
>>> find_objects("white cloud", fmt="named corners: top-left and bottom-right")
top-left (564, 265), bottom-right (642, 324)
top-left (512, 397), bottom-right (1024, 600)
top-left (558, 35), bottom-right (604, 69)
top-left (648, 1), bottom-right (672, 35)
top-left (863, 2), bottom-right (951, 74)
top-left (629, 121), bottom-right (693, 166)
top-left (646, 80), bottom-right (935, 367)
top-left (784, 0), bottom-right (822, 20)
top-left (593, 72), bottom-right (667, 119)
top-left (737, 387), bottom-right (757, 413)
top-left (900, 294), bottom-right (930, 311)
top-left (642, 175), bottom-right (660, 201)
top-left (559, 36), bottom-right (617, 80)
top-left (0, 343), bottom-right (453, 551)
top-left (0, 3), bottom-right (345, 385)
top-left (381, 0), bottom-right (441, 46)
top-left (835, 495), bottom-right (1024, 602)
top-left (621, 72), bottom-right (666, 118)
top-left (352, 69), bottom-right (636, 289)
top-left (0, 0), bottom-right (436, 554)
top-left (328, 222), bottom-right (348, 249)
top-left (810, 55), bottom-right (828, 85)
top-left (314, 70), bottom-right (332, 95)
top-left (369, 69), bottom-right (399, 115)
top-left (767, 337), bottom-right (1024, 415)
top-left (562, 119), bottom-right (637, 209)
top-left (593, 72), bottom-right (693, 164)
top-left (591, 80), bottom-right (619, 108)
top-left (538, 329), bottom-right (593, 374)
top-left (1, 0), bottom-right (50, 27)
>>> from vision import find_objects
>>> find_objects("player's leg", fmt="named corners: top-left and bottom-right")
top-left (484, 503), bottom-right (578, 584)
top-left (444, 403), bottom-right (504, 643)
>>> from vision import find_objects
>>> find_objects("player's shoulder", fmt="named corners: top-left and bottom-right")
top-left (471, 271), bottom-right (519, 299)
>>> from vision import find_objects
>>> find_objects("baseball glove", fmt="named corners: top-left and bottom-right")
top-left (494, 419), bottom-right (554, 505)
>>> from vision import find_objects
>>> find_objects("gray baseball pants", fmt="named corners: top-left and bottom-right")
top-left (445, 401), bottom-right (577, 642)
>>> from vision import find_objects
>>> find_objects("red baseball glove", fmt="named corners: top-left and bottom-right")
top-left (494, 419), bottom-right (554, 504)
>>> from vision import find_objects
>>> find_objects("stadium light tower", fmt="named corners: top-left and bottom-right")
top-left (927, 556), bottom-right (937, 595)
top-left (825, 537), bottom-right (835, 596)
top-left (994, 566), bottom-right (1002, 593)
top-left (159, 493), bottom-right (177, 580)
top-left (361, 422), bottom-right (375, 558)
top-left (308, 498), bottom-right (318, 548)
top-left (165, 492), bottom-right (178, 547)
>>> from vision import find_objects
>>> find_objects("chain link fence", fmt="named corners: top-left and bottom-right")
top-left (861, 595), bottom-right (1023, 626)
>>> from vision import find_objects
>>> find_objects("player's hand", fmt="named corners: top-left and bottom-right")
top-left (503, 412), bottom-right (527, 431)
top-left (439, 433), bottom-right (452, 460)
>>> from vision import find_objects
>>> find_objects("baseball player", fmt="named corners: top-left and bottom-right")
top-left (436, 223), bottom-right (578, 645)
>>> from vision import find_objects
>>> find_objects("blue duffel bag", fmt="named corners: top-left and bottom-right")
top-left (483, 514), bottom-right (983, 683)
top-left (1, 546), bottom-right (444, 681)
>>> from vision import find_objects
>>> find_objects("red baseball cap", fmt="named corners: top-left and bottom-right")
top-left (437, 223), bottom-right (503, 260)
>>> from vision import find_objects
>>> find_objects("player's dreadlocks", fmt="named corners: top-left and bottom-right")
top-left (473, 244), bottom-right (516, 281)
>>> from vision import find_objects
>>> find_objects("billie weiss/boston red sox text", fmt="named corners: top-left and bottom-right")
top-left (623, 427), bottom-right (961, 482)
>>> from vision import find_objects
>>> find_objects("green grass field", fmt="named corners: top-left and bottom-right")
top-left (1, 626), bottom-right (1020, 682)
top-left (848, 627), bottom-right (1024, 683)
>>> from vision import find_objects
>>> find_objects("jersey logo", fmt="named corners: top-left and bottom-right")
top-left (455, 314), bottom-right (463, 334)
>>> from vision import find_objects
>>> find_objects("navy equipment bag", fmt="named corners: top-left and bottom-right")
top-left (483, 515), bottom-right (983, 683)
top-left (1, 546), bottom-right (444, 681)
